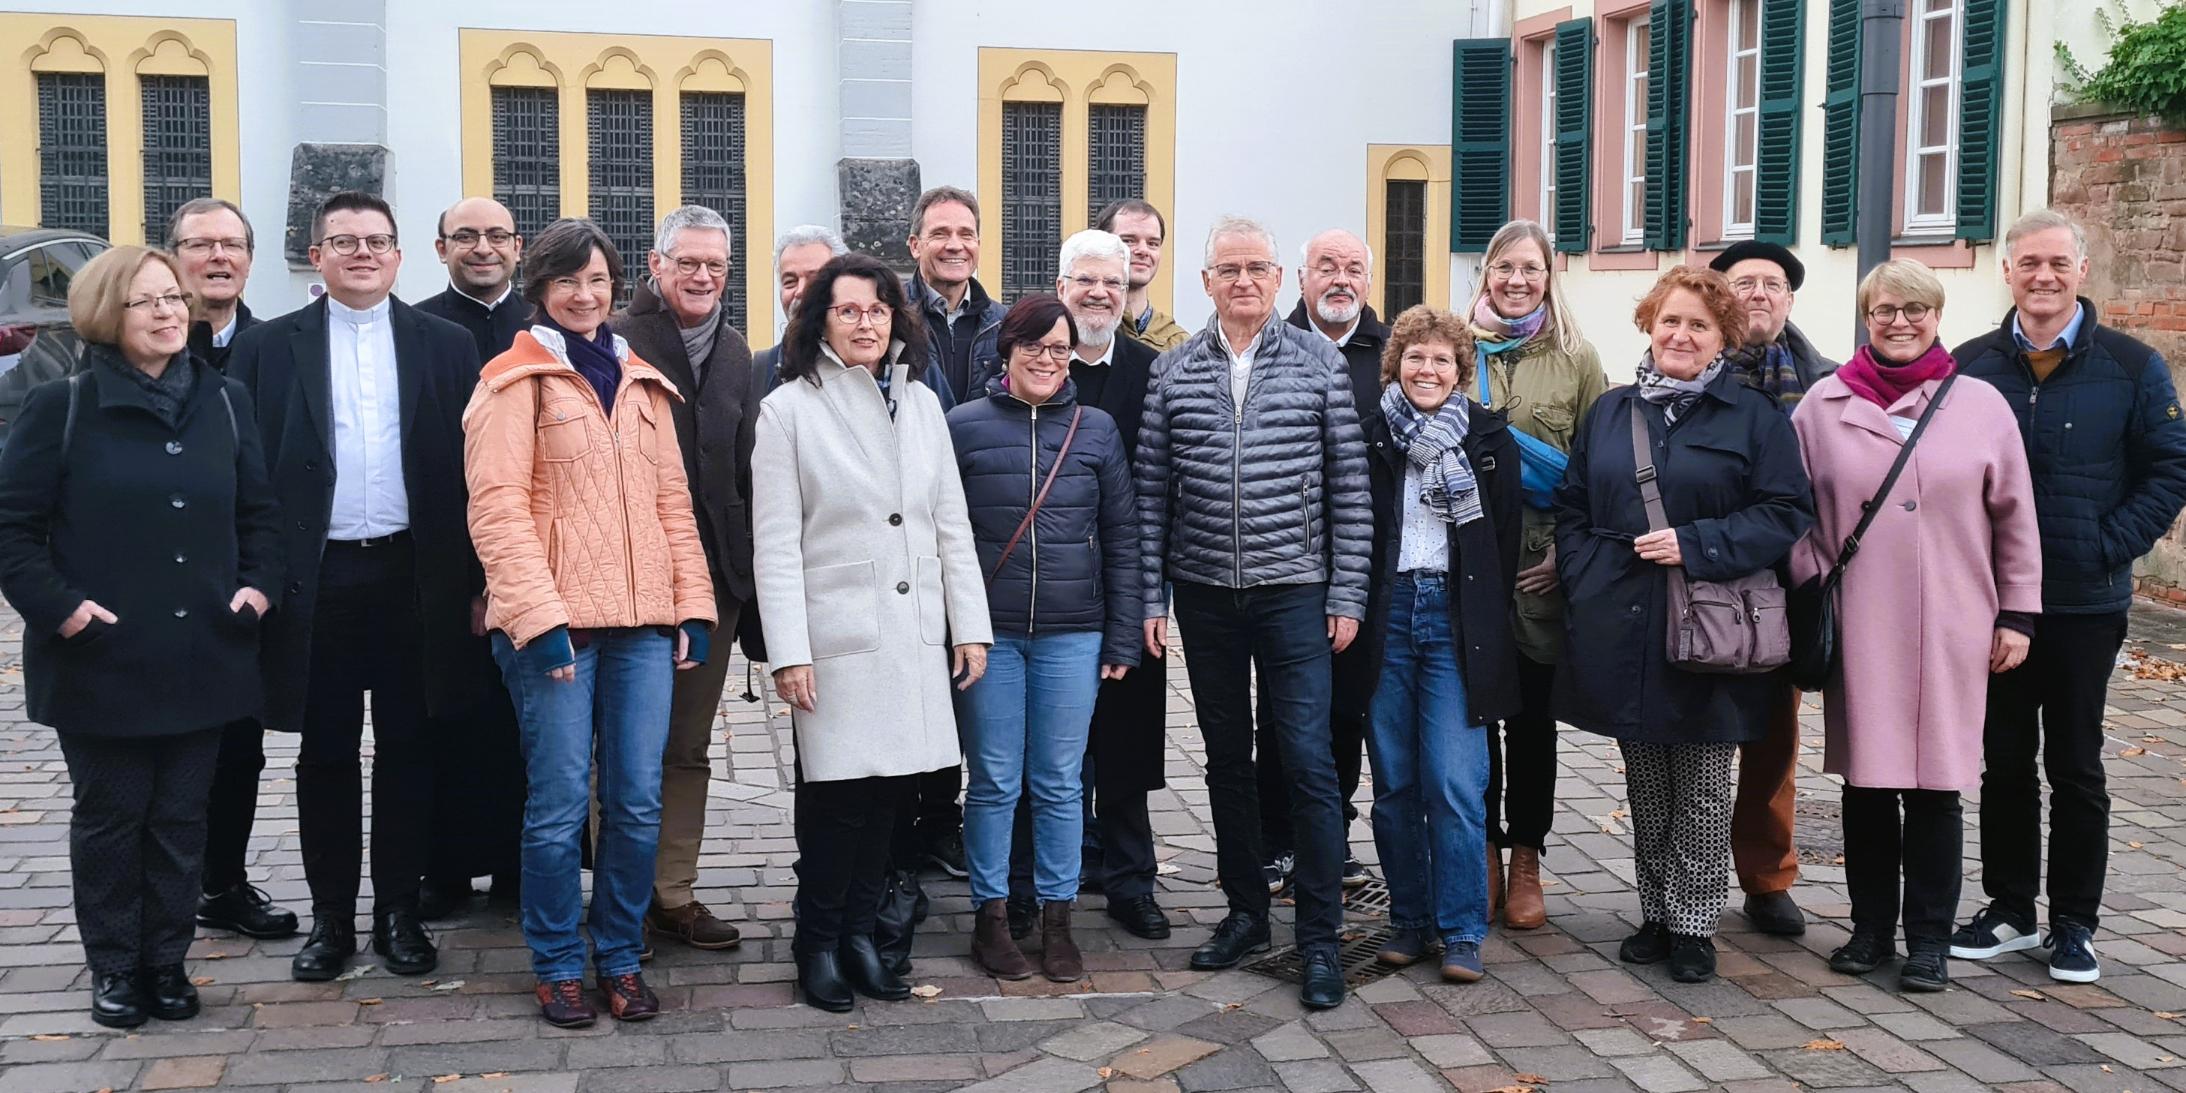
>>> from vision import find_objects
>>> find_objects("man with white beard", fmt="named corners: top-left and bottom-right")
top-left (1256, 228), bottom-right (1390, 894)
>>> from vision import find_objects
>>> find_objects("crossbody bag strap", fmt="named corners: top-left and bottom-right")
top-left (988, 405), bottom-right (1085, 585)
top-left (1823, 373), bottom-right (1958, 589)
top-left (1628, 402), bottom-right (1670, 533)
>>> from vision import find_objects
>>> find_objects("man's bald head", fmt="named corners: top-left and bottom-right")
top-left (435, 197), bottom-right (523, 298)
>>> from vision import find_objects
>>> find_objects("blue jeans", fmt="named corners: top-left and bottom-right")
top-left (1366, 574), bottom-right (1491, 945)
top-left (958, 630), bottom-right (1102, 903)
top-left (492, 628), bottom-right (674, 980)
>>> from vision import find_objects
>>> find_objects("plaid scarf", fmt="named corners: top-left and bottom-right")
top-left (1724, 338), bottom-right (1806, 406)
top-left (1379, 384), bottom-right (1483, 526)
top-left (1633, 351), bottom-right (1724, 426)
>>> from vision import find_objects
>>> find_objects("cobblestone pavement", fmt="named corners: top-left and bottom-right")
top-left (8, 605), bottom-right (2186, 1092)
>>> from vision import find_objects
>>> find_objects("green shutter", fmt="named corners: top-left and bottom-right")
top-left (1451, 38), bottom-right (1513, 252)
top-left (1955, 0), bottom-right (2009, 241)
top-left (1753, 0), bottom-right (1804, 244)
top-left (1642, 0), bottom-right (1691, 251)
top-left (1818, 0), bottom-right (1860, 247)
top-left (1552, 19), bottom-right (1595, 253)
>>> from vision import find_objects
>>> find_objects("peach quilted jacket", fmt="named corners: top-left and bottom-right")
top-left (463, 326), bottom-right (716, 647)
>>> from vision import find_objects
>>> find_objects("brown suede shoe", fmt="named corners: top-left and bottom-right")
top-left (598, 972), bottom-right (660, 1021)
top-left (647, 900), bottom-right (742, 950)
top-left (974, 899), bottom-right (1034, 979)
top-left (1504, 847), bottom-right (1547, 930)
top-left (1040, 900), bottom-right (1084, 983)
top-left (535, 978), bottom-right (596, 1028)
top-left (1487, 842), bottom-right (1505, 914)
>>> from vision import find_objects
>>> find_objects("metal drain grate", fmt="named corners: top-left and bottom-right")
top-left (1342, 877), bottom-right (1391, 916)
top-left (1793, 797), bottom-right (1846, 865)
top-left (1241, 926), bottom-right (1407, 986)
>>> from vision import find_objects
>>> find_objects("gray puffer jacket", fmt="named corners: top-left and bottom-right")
top-left (1136, 316), bottom-right (1373, 619)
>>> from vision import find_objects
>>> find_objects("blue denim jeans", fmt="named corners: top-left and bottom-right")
top-left (492, 627), bottom-right (674, 980)
top-left (1366, 574), bottom-right (1491, 945)
top-left (958, 630), bottom-right (1102, 904)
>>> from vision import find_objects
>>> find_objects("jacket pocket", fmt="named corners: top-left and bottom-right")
top-left (634, 397), bottom-right (663, 466)
top-left (1300, 481), bottom-right (1318, 557)
top-left (1529, 404), bottom-right (1577, 448)
top-left (914, 555), bottom-right (947, 645)
top-left (539, 417), bottom-right (590, 463)
top-left (804, 560), bottom-right (881, 658)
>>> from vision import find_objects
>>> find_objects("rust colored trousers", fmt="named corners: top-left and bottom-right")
top-left (1733, 686), bottom-right (1803, 895)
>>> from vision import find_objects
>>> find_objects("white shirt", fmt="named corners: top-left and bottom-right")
top-left (326, 296), bottom-right (409, 539)
top-left (211, 313), bottom-right (238, 349)
top-left (1396, 463), bottom-right (1449, 573)
top-left (1314, 315), bottom-right (1361, 349)
top-left (1073, 337), bottom-right (1117, 369)
top-left (1217, 319), bottom-right (1262, 407)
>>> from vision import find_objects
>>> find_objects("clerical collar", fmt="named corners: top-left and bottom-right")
top-left (455, 284), bottom-right (513, 311)
top-left (328, 295), bottom-right (391, 326)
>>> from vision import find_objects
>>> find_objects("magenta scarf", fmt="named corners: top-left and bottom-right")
top-left (1835, 342), bottom-right (1955, 410)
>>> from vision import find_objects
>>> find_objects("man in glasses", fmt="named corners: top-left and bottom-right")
top-left (612, 205), bottom-right (763, 955)
top-left (165, 198), bottom-right (259, 373)
top-left (227, 191), bottom-right (487, 983)
top-left (1136, 215), bottom-right (1371, 1011)
top-left (1704, 240), bottom-right (1836, 940)
top-left (416, 197), bottom-right (528, 362)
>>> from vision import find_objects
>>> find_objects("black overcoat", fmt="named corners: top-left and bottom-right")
top-left (1087, 334), bottom-right (1167, 794)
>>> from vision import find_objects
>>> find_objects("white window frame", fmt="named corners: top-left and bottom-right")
top-left (1621, 18), bottom-right (1651, 246)
top-left (1540, 38), bottom-right (1558, 242)
top-left (1905, 0), bottom-right (1962, 233)
top-left (1721, 0), bottom-right (1760, 239)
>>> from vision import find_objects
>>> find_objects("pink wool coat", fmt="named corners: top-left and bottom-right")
top-left (1788, 373), bottom-right (2042, 791)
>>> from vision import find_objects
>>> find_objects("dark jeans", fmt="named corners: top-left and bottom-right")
top-left (296, 538), bottom-right (433, 921)
top-left (1254, 641), bottom-right (1370, 853)
top-left (913, 765), bottom-right (963, 844)
top-left (1487, 653), bottom-right (1558, 852)
top-left (61, 727), bottom-right (222, 975)
top-left (1981, 610), bottom-right (2126, 933)
top-left (1843, 785), bottom-right (1962, 945)
top-left (797, 771), bottom-right (914, 955)
top-left (201, 718), bottom-right (267, 893)
top-left (1174, 580), bottom-right (1343, 948)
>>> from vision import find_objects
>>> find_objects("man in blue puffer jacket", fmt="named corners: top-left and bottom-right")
top-left (1950, 210), bottom-right (2186, 984)
top-left (1136, 215), bottom-right (1372, 1010)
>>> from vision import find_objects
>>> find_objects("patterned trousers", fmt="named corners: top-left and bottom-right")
top-left (1621, 740), bottom-right (1737, 938)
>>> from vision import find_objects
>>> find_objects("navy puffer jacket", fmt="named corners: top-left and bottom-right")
top-left (946, 378), bottom-right (1142, 668)
top-left (1955, 300), bottom-right (2186, 614)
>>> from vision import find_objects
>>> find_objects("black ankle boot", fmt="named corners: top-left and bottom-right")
top-left (839, 935), bottom-right (911, 1000)
top-left (140, 964), bottom-right (198, 1020)
top-left (90, 971), bottom-right (146, 1029)
top-left (796, 950), bottom-right (854, 1013)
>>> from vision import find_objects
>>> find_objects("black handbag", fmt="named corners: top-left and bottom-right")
top-left (1787, 374), bottom-right (1957, 691)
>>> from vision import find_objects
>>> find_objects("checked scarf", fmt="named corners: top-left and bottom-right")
top-left (1380, 384), bottom-right (1483, 527)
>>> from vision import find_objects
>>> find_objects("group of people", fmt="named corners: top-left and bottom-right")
top-left (0, 175), bottom-right (2178, 1031)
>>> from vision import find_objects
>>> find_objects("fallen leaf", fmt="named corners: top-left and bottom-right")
top-left (334, 963), bottom-right (375, 981)
top-left (2011, 989), bottom-right (2047, 1000)
top-left (482, 1074), bottom-right (508, 1079)
top-left (1155, 862), bottom-right (1181, 875)
top-left (2103, 1064), bottom-right (2115, 1073)
top-left (1804, 1038), bottom-right (1847, 1051)
top-left (189, 976), bottom-right (214, 986)
top-left (432, 1076), bottom-right (461, 1085)
top-left (1097, 1067), bottom-right (1114, 1080)
top-left (2155, 1011), bottom-right (2181, 1020)
top-left (1690, 1016), bottom-right (1713, 1024)
top-left (1831, 853), bottom-right (1846, 865)
top-left (359, 998), bottom-right (383, 1005)
top-left (425, 979), bottom-right (465, 992)
top-left (1514, 1074), bottom-right (1550, 1084)
top-left (2124, 746), bottom-right (2150, 757)
top-left (363, 1078), bottom-right (388, 1085)
top-left (909, 984), bottom-right (942, 999)
top-left (2131, 841), bottom-right (2146, 850)
top-left (29, 1034), bottom-right (68, 1042)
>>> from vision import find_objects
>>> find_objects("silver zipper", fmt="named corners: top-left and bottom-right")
top-left (1028, 402), bottom-right (1040, 632)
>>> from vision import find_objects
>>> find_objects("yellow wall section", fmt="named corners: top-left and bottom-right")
top-left (1365, 145), bottom-right (1453, 315)
top-left (0, 14), bottom-right (240, 245)
top-left (458, 28), bottom-right (775, 345)
top-left (976, 47), bottom-right (1177, 313)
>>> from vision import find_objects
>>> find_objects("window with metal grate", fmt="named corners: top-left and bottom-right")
top-left (491, 86), bottom-right (561, 240)
top-left (1086, 104), bottom-right (1146, 227)
top-left (1000, 101), bottom-right (1062, 303)
top-left (588, 89), bottom-right (654, 308)
top-left (1383, 179), bottom-right (1426, 319)
top-left (681, 91), bottom-right (748, 335)
top-left (37, 72), bottom-right (108, 237)
top-left (140, 75), bottom-right (212, 244)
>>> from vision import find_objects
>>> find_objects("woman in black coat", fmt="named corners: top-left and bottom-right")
top-left (0, 246), bottom-right (281, 1029)
top-left (945, 294), bottom-right (1138, 983)
top-left (1553, 266), bottom-right (1811, 985)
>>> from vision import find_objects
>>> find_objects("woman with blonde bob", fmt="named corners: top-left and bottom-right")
top-left (1789, 259), bottom-right (2039, 992)
top-left (1463, 220), bottom-right (1607, 927)
top-left (1356, 306), bottom-right (1523, 982)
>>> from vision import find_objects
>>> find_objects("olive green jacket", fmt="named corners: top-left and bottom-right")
top-left (1125, 305), bottom-right (1190, 352)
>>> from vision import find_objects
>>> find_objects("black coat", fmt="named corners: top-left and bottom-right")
top-left (1551, 372), bottom-right (1813, 744)
top-left (0, 349), bottom-right (282, 736)
top-left (1287, 302), bottom-right (1391, 713)
top-left (1286, 301), bottom-right (1389, 431)
top-left (227, 298), bottom-right (485, 731)
top-left (414, 285), bottom-right (531, 365)
top-left (188, 300), bottom-right (259, 373)
top-left (1076, 336), bottom-right (1167, 794)
top-left (615, 281), bottom-right (763, 609)
top-left (1360, 402), bottom-right (1523, 727)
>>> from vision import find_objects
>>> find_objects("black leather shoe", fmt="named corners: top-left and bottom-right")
top-left (1742, 890), bottom-right (1807, 937)
top-left (839, 935), bottom-right (911, 1001)
top-left (1105, 894), bottom-right (1173, 940)
top-left (1006, 893), bottom-right (1037, 940)
top-left (796, 950), bottom-right (854, 1013)
top-left (90, 971), bottom-right (147, 1029)
top-left (140, 964), bottom-right (199, 1021)
top-left (1900, 940), bottom-right (1950, 993)
top-left (1618, 922), bottom-right (1673, 965)
top-left (290, 918), bottom-right (357, 982)
top-left (1299, 946), bottom-right (1347, 1010)
top-left (1668, 934), bottom-right (1717, 983)
top-left (1189, 912), bottom-right (1271, 970)
top-left (417, 877), bottom-right (475, 921)
top-left (372, 910), bottom-right (438, 976)
top-left (197, 882), bottom-right (300, 939)
top-left (1828, 931), bottom-right (1897, 975)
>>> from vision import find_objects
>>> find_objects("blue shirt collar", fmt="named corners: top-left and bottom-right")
top-left (2013, 300), bottom-right (2085, 352)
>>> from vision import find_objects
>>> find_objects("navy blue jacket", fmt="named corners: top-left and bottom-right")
top-left (1954, 300), bottom-right (2186, 615)
top-left (913, 273), bottom-right (1004, 401)
top-left (946, 378), bottom-right (1141, 668)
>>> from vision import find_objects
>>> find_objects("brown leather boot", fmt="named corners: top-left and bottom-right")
top-left (1040, 900), bottom-right (1084, 982)
top-left (972, 899), bottom-right (1033, 980)
top-left (1504, 847), bottom-right (1547, 930)
top-left (1487, 842), bottom-right (1505, 916)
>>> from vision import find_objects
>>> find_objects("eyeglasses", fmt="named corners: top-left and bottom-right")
top-left (1488, 262), bottom-right (1548, 282)
top-left (1310, 261), bottom-right (1369, 280)
top-left (830, 303), bottom-right (893, 327)
top-left (549, 274), bottom-right (615, 294)
top-left (1209, 261), bottom-right (1279, 284)
top-left (1731, 276), bottom-right (1791, 297)
top-left (316, 234), bottom-right (396, 256)
top-left (1866, 302), bottom-right (1934, 325)
top-left (443, 228), bottom-right (517, 248)
top-left (1065, 274), bottom-right (1127, 293)
top-left (123, 292), bottom-right (190, 314)
top-left (174, 237), bottom-right (249, 257)
top-left (670, 256), bottom-right (730, 279)
top-left (1016, 342), bottom-right (1073, 363)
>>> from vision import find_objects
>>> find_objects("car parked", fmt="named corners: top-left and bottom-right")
top-left (0, 227), bottom-right (110, 446)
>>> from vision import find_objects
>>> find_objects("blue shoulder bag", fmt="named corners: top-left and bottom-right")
top-left (1476, 359), bottom-right (1569, 510)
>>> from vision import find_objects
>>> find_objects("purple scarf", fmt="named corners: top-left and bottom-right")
top-left (1836, 342), bottom-right (1954, 410)
top-left (1470, 297), bottom-right (1548, 355)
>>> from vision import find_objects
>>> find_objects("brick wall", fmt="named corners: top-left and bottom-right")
top-left (2051, 105), bottom-right (2186, 600)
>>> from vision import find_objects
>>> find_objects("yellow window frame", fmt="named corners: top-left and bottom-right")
top-left (1366, 144), bottom-right (1453, 316)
